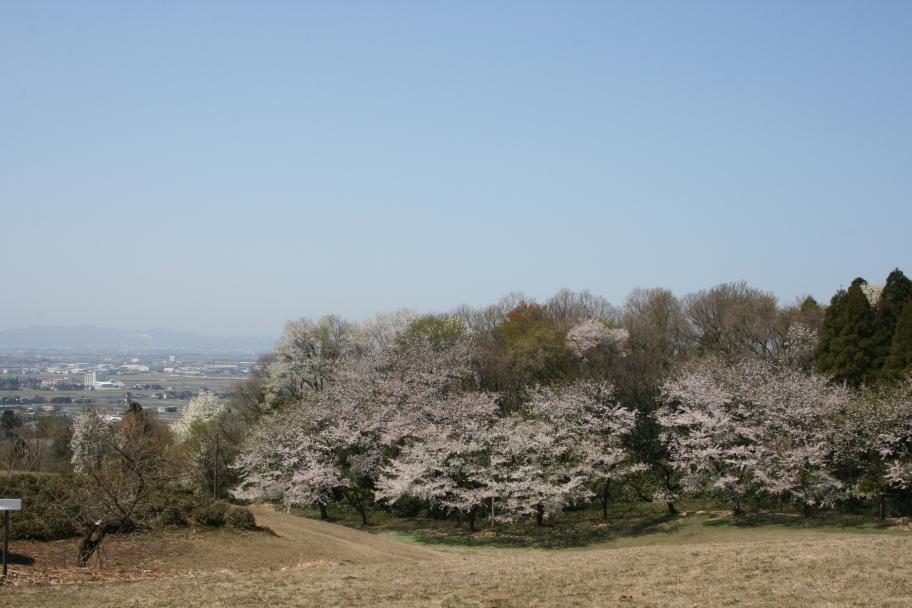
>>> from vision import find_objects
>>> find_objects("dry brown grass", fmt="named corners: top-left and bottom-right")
top-left (3, 505), bottom-right (912, 607)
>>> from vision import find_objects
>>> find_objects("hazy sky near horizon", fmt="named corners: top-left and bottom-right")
top-left (2, 1), bottom-right (910, 338)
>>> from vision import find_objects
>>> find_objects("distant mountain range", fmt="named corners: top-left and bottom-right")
top-left (0, 325), bottom-right (276, 353)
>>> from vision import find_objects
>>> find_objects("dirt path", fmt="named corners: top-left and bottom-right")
top-left (244, 504), bottom-right (445, 566)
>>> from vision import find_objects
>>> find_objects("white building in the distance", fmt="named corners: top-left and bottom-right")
top-left (83, 372), bottom-right (124, 390)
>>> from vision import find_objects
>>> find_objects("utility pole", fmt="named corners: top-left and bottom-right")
top-left (213, 429), bottom-right (219, 499)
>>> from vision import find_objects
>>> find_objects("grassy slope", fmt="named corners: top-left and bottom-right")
top-left (4, 505), bottom-right (912, 607)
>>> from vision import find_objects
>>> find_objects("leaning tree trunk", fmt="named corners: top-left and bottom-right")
top-left (666, 501), bottom-right (678, 516)
top-left (77, 522), bottom-right (110, 567)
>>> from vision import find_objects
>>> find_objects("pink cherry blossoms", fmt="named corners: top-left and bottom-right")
top-left (565, 318), bottom-right (629, 359)
top-left (659, 358), bottom-right (851, 514)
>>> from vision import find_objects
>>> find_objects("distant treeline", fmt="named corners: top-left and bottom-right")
top-left (224, 267), bottom-right (912, 527)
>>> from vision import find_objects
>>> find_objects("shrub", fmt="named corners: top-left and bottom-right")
top-left (225, 506), bottom-right (257, 530)
top-left (0, 473), bottom-right (244, 539)
top-left (142, 489), bottom-right (194, 527)
top-left (143, 489), bottom-right (236, 528)
top-left (192, 498), bottom-right (228, 527)
top-left (155, 503), bottom-right (188, 527)
top-left (390, 496), bottom-right (425, 518)
top-left (0, 473), bottom-right (78, 540)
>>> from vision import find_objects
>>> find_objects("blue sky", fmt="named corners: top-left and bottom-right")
top-left (2, 1), bottom-right (910, 337)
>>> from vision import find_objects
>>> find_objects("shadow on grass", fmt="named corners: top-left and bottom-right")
top-left (292, 504), bottom-right (684, 549)
top-left (4, 552), bottom-right (36, 565)
top-left (703, 510), bottom-right (898, 531)
top-left (288, 501), bottom-right (904, 550)
top-left (406, 511), bottom-right (681, 549)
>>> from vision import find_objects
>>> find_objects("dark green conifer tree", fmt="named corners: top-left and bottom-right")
top-left (816, 279), bottom-right (876, 387)
top-left (800, 296), bottom-right (821, 315)
top-left (815, 289), bottom-right (846, 377)
top-left (872, 269), bottom-right (912, 375)
top-left (884, 301), bottom-right (912, 381)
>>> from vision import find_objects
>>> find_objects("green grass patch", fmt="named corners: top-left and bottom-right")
top-left (288, 499), bottom-right (911, 551)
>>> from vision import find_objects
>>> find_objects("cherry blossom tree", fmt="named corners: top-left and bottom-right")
top-left (264, 315), bottom-right (362, 407)
top-left (876, 386), bottom-right (912, 492)
top-left (359, 309), bottom-right (418, 352)
top-left (477, 381), bottom-right (638, 525)
top-left (861, 282), bottom-right (885, 307)
top-left (488, 416), bottom-right (589, 525)
top-left (565, 318), bottom-right (629, 360)
top-left (232, 408), bottom-right (310, 503)
top-left (773, 322), bottom-right (819, 371)
top-left (235, 334), bottom-right (478, 524)
top-left (745, 365), bottom-right (849, 516)
top-left (375, 392), bottom-right (500, 530)
top-left (659, 359), bottom-right (757, 513)
top-left (174, 392), bottom-right (224, 440)
top-left (233, 388), bottom-right (372, 522)
top-left (835, 381), bottom-right (912, 519)
top-left (524, 381), bottom-right (642, 518)
top-left (660, 359), bottom-right (850, 516)
top-left (376, 379), bottom-right (641, 527)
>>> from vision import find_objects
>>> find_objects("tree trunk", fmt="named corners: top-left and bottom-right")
top-left (77, 523), bottom-right (108, 567)
top-left (318, 503), bottom-right (328, 521)
top-left (468, 507), bottom-right (476, 532)
top-left (661, 465), bottom-right (678, 516)
top-left (732, 498), bottom-right (743, 516)
top-left (803, 503), bottom-right (812, 519)
top-left (357, 504), bottom-right (368, 526)
top-left (601, 481), bottom-right (610, 519)
top-left (535, 504), bottom-right (544, 527)
top-left (344, 491), bottom-right (369, 526)
top-left (879, 494), bottom-right (886, 521)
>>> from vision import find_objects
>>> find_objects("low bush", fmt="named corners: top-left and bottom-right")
top-left (1, 473), bottom-right (253, 540)
top-left (389, 496), bottom-right (425, 518)
top-left (193, 498), bottom-right (228, 527)
top-left (144, 489), bottom-right (232, 528)
top-left (0, 473), bottom-right (78, 540)
top-left (225, 506), bottom-right (256, 529)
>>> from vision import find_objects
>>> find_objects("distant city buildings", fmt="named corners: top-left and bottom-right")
top-left (82, 372), bottom-right (124, 389)
top-left (1, 349), bottom-right (249, 419)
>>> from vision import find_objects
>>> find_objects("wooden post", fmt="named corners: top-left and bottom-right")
top-left (2, 511), bottom-right (8, 577)
top-left (1, 498), bottom-right (22, 577)
top-left (213, 429), bottom-right (219, 498)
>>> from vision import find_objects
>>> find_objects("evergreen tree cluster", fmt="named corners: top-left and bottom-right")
top-left (816, 269), bottom-right (912, 386)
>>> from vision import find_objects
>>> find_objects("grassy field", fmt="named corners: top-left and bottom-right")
top-left (3, 504), bottom-right (912, 607)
